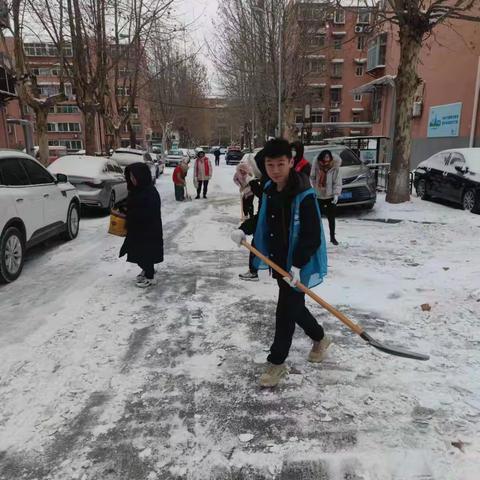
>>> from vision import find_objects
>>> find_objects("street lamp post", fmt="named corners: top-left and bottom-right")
top-left (277, 10), bottom-right (283, 138)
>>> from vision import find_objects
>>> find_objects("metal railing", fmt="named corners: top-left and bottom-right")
top-left (369, 164), bottom-right (414, 194)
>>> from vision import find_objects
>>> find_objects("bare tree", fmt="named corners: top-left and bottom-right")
top-left (357, 0), bottom-right (480, 203)
top-left (8, 0), bottom-right (67, 165)
top-left (148, 37), bottom-right (208, 155)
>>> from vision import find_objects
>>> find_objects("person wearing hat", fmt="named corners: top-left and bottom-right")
top-left (172, 159), bottom-right (189, 201)
top-left (193, 151), bottom-right (213, 199)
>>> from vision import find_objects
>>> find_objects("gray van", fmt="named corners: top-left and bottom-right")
top-left (304, 145), bottom-right (376, 209)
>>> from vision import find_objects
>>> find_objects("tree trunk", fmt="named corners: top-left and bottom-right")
top-left (386, 28), bottom-right (422, 204)
top-left (161, 123), bottom-right (169, 158)
top-left (36, 108), bottom-right (50, 166)
top-left (83, 108), bottom-right (97, 155)
top-left (128, 119), bottom-right (137, 148)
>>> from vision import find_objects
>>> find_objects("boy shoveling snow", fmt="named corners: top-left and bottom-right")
top-left (231, 139), bottom-right (331, 388)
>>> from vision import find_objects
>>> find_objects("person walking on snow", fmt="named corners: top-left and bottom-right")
top-left (214, 148), bottom-right (221, 166)
top-left (119, 163), bottom-right (164, 288)
top-left (233, 160), bottom-right (255, 219)
top-left (310, 149), bottom-right (342, 246)
top-left (173, 159), bottom-right (189, 201)
top-left (231, 138), bottom-right (331, 388)
top-left (193, 151), bottom-right (212, 199)
top-left (238, 150), bottom-right (265, 282)
top-left (291, 141), bottom-right (311, 177)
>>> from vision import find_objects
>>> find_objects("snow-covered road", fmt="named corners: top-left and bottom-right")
top-left (1, 156), bottom-right (479, 479)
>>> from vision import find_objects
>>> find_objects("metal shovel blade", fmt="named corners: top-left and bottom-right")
top-left (361, 332), bottom-right (430, 361)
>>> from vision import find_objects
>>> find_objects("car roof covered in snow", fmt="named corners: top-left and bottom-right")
top-left (48, 155), bottom-right (109, 177)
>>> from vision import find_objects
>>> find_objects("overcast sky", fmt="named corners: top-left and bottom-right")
top-left (176, 0), bottom-right (222, 95)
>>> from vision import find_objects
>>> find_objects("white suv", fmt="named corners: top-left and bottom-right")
top-left (0, 151), bottom-right (81, 283)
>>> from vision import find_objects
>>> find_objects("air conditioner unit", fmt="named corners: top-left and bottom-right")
top-left (412, 101), bottom-right (423, 117)
top-left (355, 26), bottom-right (364, 34)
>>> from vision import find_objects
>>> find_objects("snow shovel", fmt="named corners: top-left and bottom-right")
top-left (241, 241), bottom-right (429, 361)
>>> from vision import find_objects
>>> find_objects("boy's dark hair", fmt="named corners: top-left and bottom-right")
top-left (263, 138), bottom-right (292, 160)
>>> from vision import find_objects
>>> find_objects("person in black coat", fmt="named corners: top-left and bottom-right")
top-left (119, 163), bottom-right (164, 288)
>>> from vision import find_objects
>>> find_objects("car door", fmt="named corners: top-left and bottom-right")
top-left (426, 152), bottom-right (450, 198)
top-left (20, 157), bottom-right (68, 226)
top-left (0, 157), bottom-right (45, 243)
top-left (445, 153), bottom-right (467, 203)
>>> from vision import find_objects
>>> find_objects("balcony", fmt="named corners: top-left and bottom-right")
top-left (367, 33), bottom-right (387, 73)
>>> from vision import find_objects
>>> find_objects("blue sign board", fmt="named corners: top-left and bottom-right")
top-left (427, 102), bottom-right (462, 138)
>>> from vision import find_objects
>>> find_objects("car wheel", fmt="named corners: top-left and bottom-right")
top-left (416, 179), bottom-right (430, 200)
top-left (108, 191), bottom-right (116, 212)
top-left (64, 202), bottom-right (80, 240)
top-left (462, 189), bottom-right (477, 212)
top-left (0, 227), bottom-right (25, 283)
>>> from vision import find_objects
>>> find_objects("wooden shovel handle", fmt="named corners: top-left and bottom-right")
top-left (242, 240), bottom-right (364, 336)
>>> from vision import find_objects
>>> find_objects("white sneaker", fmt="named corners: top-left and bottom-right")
top-left (136, 278), bottom-right (157, 288)
top-left (239, 271), bottom-right (259, 281)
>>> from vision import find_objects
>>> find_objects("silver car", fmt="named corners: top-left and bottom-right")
top-left (48, 155), bottom-right (128, 211)
top-left (165, 149), bottom-right (188, 167)
top-left (304, 145), bottom-right (377, 209)
top-left (110, 148), bottom-right (158, 180)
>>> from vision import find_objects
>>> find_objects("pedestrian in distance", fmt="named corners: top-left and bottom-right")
top-left (119, 163), bottom-right (164, 288)
top-left (231, 138), bottom-right (330, 388)
top-left (291, 141), bottom-right (311, 177)
top-left (233, 159), bottom-right (255, 219)
top-left (173, 159), bottom-right (189, 201)
top-left (193, 151), bottom-right (213, 199)
top-left (310, 149), bottom-right (342, 246)
top-left (214, 148), bottom-right (221, 166)
top-left (238, 150), bottom-right (265, 282)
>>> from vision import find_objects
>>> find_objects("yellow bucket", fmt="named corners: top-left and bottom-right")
top-left (108, 210), bottom-right (127, 237)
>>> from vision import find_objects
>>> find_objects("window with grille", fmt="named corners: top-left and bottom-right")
top-left (334, 9), bottom-right (345, 24)
top-left (356, 65), bottom-right (364, 76)
top-left (332, 63), bottom-right (343, 78)
top-left (330, 113), bottom-right (339, 123)
top-left (357, 36), bottom-right (366, 50)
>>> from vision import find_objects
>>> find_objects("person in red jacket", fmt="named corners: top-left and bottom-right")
top-left (172, 160), bottom-right (189, 201)
top-left (291, 141), bottom-right (311, 177)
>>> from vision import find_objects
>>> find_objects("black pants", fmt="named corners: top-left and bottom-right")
top-left (215, 157), bottom-right (220, 166)
top-left (268, 279), bottom-right (324, 365)
top-left (174, 184), bottom-right (185, 201)
top-left (248, 238), bottom-right (258, 274)
top-left (318, 198), bottom-right (336, 240)
top-left (242, 195), bottom-right (254, 218)
top-left (138, 261), bottom-right (154, 279)
top-left (196, 180), bottom-right (209, 198)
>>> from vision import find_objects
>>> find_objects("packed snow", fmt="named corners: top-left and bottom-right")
top-left (0, 155), bottom-right (479, 479)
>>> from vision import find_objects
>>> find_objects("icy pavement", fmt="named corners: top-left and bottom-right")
top-left (1, 156), bottom-right (480, 479)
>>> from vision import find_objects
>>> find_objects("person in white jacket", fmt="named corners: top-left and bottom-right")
top-left (310, 149), bottom-right (342, 245)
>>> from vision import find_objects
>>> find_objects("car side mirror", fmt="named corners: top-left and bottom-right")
top-left (56, 173), bottom-right (68, 183)
top-left (455, 165), bottom-right (467, 174)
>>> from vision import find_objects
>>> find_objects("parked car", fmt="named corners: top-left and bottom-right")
top-left (220, 147), bottom-right (227, 155)
top-left (0, 151), bottom-right (80, 283)
top-left (225, 148), bottom-right (244, 166)
top-left (414, 148), bottom-right (480, 213)
top-left (151, 153), bottom-right (165, 176)
top-left (180, 148), bottom-right (195, 162)
top-left (165, 149), bottom-right (188, 167)
top-left (304, 145), bottom-right (377, 209)
top-left (195, 146), bottom-right (210, 153)
top-left (110, 148), bottom-right (157, 180)
top-left (48, 155), bottom-right (128, 211)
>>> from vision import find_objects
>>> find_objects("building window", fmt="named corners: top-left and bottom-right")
top-left (372, 88), bottom-right (383, 123)
top-left (311, 112), bottom-right (323, 123)
top-left (333, 38), bottom-right (342, 50)
top-left (356, 65), bottom-right (364, 76)
top-left (132, 124), bottom-right (142, 134)
top-left (334, 9), bottom-right (345, 24)
top-left (116, 87), bottom-right (131, 96)
top-left (357, 35), bottom-right (366, 51)
top-left (295, 113), bottom-right (303, 123)
top-left (24, 43), bottom-right (72, 57)
top-left (330, 88), bottom-right (342, 104)
top-left (47, 122), bottom-right (81, 132)
top-left (354, 94), bottom-right (363, 102)
top-left (49, 139), bottom-right (83, 151)
top-left (308, 59), bottom-right (325, 74)
top-left (331, 63), bottom-right (343, 79)
top-left (352, 112), bottom-right (362, 122)
top-left (357, 11), bottom-right (371, 24)
top-left (309, 35), bottom-right (325, 48)
top-left (317, 87), bottom-right (325, 103)
top-left (330, 113), bottom-right (339, 123)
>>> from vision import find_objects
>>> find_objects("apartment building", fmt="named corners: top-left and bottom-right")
top-left (353, 7), bottom-right (480, 167)
top-left (291, 2), bottom-right (374, 141)
top-left (3, 38), bottom-right (153, 154)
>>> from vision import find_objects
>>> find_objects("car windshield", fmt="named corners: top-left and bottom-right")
top-left (169, 150), bottom-right (182, 156)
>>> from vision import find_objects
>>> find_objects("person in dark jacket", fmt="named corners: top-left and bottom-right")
top-left (214, 148), bottom-right (221, 166)
top-left (231, 138), bottom-right (330, 388)
top-left (120, 163), bottom-right (164, 288)
top-left (291, 141), bottom-right (311, 177)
